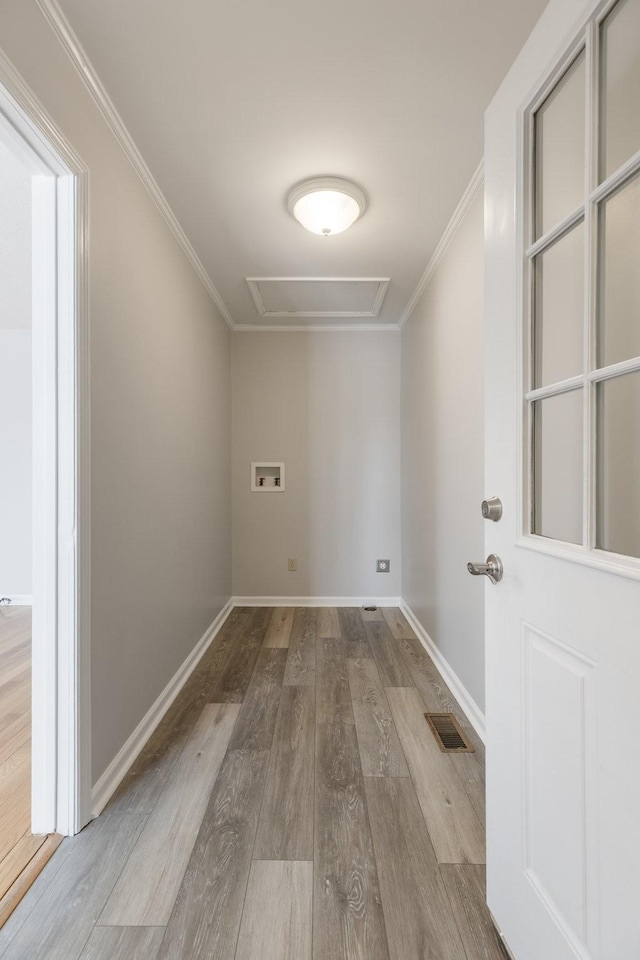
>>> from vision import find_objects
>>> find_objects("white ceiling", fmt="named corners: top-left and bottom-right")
top-left (57, 0), bottom-right (548, 328)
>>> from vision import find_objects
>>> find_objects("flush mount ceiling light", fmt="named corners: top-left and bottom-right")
top-left (287, 176), bottom-right (367, 236)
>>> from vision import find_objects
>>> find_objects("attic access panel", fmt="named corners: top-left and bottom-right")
top-left (246, 276), bottom-right (390, 318)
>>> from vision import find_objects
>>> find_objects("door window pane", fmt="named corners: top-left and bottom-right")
top-left (600, 0), bottom-right (640, 181)
top-left (533, 390), bottom-right (583, 544)
top-left (534, 222), bottom-right (584, 388)
top-left (598, 173), bottom-right (640, 367)
top-left (535, 53), bottom-right (586, 238)
top-left (597, 373), bottom-right (640, 558)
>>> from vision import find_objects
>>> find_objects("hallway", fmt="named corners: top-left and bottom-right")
top-left (0, 606), bottom-right (505, 959)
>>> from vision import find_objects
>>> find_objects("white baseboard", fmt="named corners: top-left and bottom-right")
top-left (400, 601), bottom-right (486, 743)
top-left (91, 598), bottom-right (234, 817)
top-left (0, 594), bottom-right (33, 605)
top-left (232, 596), bottom-right (402, 607)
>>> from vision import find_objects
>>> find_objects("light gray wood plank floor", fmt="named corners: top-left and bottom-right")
top-left (79, 926), bottom-right (165, 960)
top-left (397, 632), bottom-right (487, 822)
top-left (228, 648), bottom-right (287, 750)
top-left (253, 684), bottom-right (315, 860)
top-left (347, 657), bottom-right (409, 777)
top-left (317, 637), bottom-right (355, 725)
top-left (365, 776), bottom-right (466, 960)
top-left (388, 686), bottom-right (486, 864)
top-left (440, 864), bottom-right (512, 960)
top-left (157, 748), bottom-right (270, 960)
top-left (314, 718), bottom-right (390, 960)
top-left (283, 607), bottom-right (317, 686)
top-left (0, 812), bottom-right (146, 960)
top-left (317, 606), bottom-right (341, 638)
top-left (360, 605), bottom-right (385, 621)
top-left (338, 607), bottom-right (374, 659)
top-left (263, 607), bottom-right (294, 648)
top-left (381, 606), bottom-right (416, 640)
top-left (364, 619), bottom-right (415, 687)
top-left (100, 702), bottom-right (240, 926)
top-left (235, 860), bottom-right (312, 960)
top-left (0, 605), bottom-right (502, 960)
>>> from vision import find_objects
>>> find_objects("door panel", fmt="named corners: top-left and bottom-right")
top-left (523, 624), bottom-right (595, 948)
top-left (484, 0), bottom-right (640, 957)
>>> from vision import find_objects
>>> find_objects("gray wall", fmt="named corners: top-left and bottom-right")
top-left (0, 140), bottom-right (32, 596)
top-left (401, 188), bottom-right (485, 711)
top-left (0, 0), bottom-right (232, 784)
top-left (232, 331), bottom-right (402, 599)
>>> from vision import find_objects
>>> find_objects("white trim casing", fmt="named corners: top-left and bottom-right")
top-left (91, 601), bottom-right (234, 817)
top-left (56, 168), bottom-right (92, 835)
top-left (34, 0), bottom-right (234, 330)
top-left (232, 596), bottom-right (403, 607)
top-left (0, 48), bottom-right (91, 836)
top-left (245, 277), bottom-right (390, 319)
top-left (400, 602), bottom-right (486, 743)
top-left (233, 323), bottom-right (401, 333)
top-left (400, 161), bottom-right (485, 328)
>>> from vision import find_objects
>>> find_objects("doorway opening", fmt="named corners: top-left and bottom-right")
top-left (0, 51), bottom-right (90, 920)
top-left (0, 134), bottom-right (40, 917)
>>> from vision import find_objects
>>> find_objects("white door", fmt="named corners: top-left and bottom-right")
top-left (484, 0), bottom-right (640, 958)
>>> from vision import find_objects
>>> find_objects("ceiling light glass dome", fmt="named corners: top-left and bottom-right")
top-left (287, 177), bottom-right (367, 236)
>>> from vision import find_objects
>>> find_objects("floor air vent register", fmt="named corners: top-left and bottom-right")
top-left (424, 713), bottom-right (475, 753)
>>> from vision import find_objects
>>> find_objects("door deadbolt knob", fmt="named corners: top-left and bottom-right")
top-left (481, 496), bottom-right (502, 521)
top-left (467, 554), bottom-right (503, 585)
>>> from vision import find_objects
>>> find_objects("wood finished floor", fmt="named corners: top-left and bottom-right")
top-left (0, 606), bottom-right (509, 960)
top-left (0, 608), bottom-right (64, 927)
top-left (0, 608), bottom-right (42, 907)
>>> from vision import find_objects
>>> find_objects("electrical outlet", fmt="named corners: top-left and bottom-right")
top-left (376, 559), bottom-right (390, 573)
top-left (288, 558), bottom-right (297, 572)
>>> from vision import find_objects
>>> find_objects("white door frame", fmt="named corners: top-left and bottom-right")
top-left (0, 49), bottom-right (91, 835)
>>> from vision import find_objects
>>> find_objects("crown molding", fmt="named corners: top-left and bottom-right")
top-left (400, 160), bottom-right (484, 328)
top-left (35, 0), bottom-right (235, 329)
top-left (0, 46), bottom-right (86, 176)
